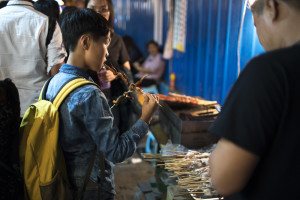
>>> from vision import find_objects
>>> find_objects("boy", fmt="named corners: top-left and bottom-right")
top-left (45, 9), bottom-right (158, 199)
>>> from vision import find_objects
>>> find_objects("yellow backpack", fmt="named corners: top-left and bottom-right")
top-left (19, 78), bottom-right (98, 200)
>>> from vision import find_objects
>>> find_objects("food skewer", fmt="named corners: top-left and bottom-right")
top-left (103, 63), bottom-right (162, 108)
top-left (142, 150), bottom-right (220, 199)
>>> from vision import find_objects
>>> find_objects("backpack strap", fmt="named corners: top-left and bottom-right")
top-left (46, 17), bottom-right (56, 47)
top-left (53, 78), bottom-right (96, 108)
top-left (39, 77), bottom-right (53, 101)
top-left (77, 145), bottom-right (97, 200)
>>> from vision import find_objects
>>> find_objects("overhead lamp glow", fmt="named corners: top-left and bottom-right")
top-left (56, 0), bottom-right (64, 6)
top-left (248, 0), bottom-right (256, 6)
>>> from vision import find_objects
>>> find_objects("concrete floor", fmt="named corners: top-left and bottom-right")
top-left (114, 140), bottom-right (155, 200)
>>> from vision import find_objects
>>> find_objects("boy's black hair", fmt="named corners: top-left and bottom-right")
top-left (60, 8), bottom-right (110, 52)
top-left (58, 6), bottom-right (78, 27)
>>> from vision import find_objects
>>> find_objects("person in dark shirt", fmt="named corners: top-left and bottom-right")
top-left (34, 0), bottom-right (60, 21)
top-left (0, 79), bottom-right (22, 199)
top-left (209, 0), bottom-right (300, 199)
top-left (122, 35), bottom-right (144, 76)
top-left (86, 0), bottom-right (141, 133)
top-left (34, 0), bottom-right (60, 49)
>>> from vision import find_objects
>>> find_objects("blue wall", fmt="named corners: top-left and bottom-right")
top-left (113, 0), bottom-right (264, 105)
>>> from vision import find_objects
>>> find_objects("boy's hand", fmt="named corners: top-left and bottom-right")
top-left (141, 93), bottom-right (159, 125)
top-left (99, 70), bottom-right (116, 82)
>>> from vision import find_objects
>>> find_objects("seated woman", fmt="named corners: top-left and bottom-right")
top-left (133, 40), bottom-right (165, 87)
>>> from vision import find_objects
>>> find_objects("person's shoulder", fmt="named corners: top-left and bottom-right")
top-left (112, 33), bottom-right (126, 45)
top-left (158, 53), bottom-right (164, 60)
top-left (50, 74), bottom-right (103, 103)
top-left (71, 83), bottom-right (103, 102)
top-left (254, 44), bottom-right (299, 63)
top-left (247, 44), bottom-right (300, 74)
top-left (31, 9), bottom-right (48, 20)
top-left (7, 1), bottom-right (48, 20)
top-left (112, 33), bottom-right (122, 40)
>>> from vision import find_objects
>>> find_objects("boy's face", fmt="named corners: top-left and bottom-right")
top-left (86, 33), bottom-right (111, 72)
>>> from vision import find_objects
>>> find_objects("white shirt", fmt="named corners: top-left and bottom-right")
top-left (0, 0), bottom-right (66, 116)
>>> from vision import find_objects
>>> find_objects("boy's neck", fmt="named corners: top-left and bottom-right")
top-left (67, 52), bottom-right (88, 71)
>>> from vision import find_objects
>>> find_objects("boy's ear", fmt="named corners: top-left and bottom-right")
top-left (79, 34), bottom-right (91, 51)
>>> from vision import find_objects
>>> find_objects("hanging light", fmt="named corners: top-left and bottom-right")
top-left (56, 0), bottom-right (64, 6)
top-left (248, 0), bottom-right (256, 7)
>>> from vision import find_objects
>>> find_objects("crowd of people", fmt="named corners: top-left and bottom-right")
top-left (1, 0), bottom-right (300, 199)
top-left (0, 0), bottom-right (161, 199)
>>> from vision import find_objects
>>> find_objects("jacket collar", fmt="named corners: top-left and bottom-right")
top-left (60, 64), bottom-right (91, 80)
top-left (7, 0), bottom-right (33, 7)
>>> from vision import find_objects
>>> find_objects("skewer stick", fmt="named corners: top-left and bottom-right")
top-left (166, 151), bottom-right (188, 154)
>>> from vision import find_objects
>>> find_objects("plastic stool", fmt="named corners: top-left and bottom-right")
top-left (142, 85), bottom-right (159, 94)
top-left (145, 131), bottom-right (158, 155)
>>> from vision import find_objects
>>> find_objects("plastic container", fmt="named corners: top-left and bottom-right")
top-left (98, 66), bottom-right (111, 90)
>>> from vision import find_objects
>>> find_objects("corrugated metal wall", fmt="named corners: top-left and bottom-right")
top-left (113, 0), bottom-right (264, 105)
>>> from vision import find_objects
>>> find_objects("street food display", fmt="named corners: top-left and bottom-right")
top-left (142, 149), bottom-right (222, 200)
top-left (158, 92), bottom-right (218, 108)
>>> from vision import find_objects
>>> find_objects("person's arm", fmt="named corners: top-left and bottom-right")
top-left (123, 61), bottom-right (131, 70)
top-left (81, 89), bottom-right (158, 164)
top-left (133, 61), bottom-right (152, 73)
top-left (98, 69), bottom-right (116, 82)
top-left (209, 138), bottom-right (260, 196)
top-left (47, 22), bottom-right (67, 75)
top-left (119, 36), bottom-right (131, 70)
top-left (49, 62), bottom-right (63, 76)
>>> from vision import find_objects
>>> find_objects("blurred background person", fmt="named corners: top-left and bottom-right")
top-left (85, 0), bottom-right (142, 133)
top-left (122, 35), bottom-right (145, 77)
top-left (0, 0), bottom-right (66, 117)
top-left (58, 5), bottom-right (78, 63)
top-left (133, 40), bottom-right (165, 87)
top-left (34, 0), bottom-right (59, 21)
top-left (0, 79), bottom-right (23, 199)
top-left (34, 0), bottom-right (60, 53)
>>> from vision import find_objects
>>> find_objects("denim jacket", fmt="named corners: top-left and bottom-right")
top-left (45, 64), bottom-right (148, 194)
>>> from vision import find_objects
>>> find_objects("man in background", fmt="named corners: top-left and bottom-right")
top-left (0, 0), bottom-right (66, 116)
top-left (209, 0), bottom-right (300, 199)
